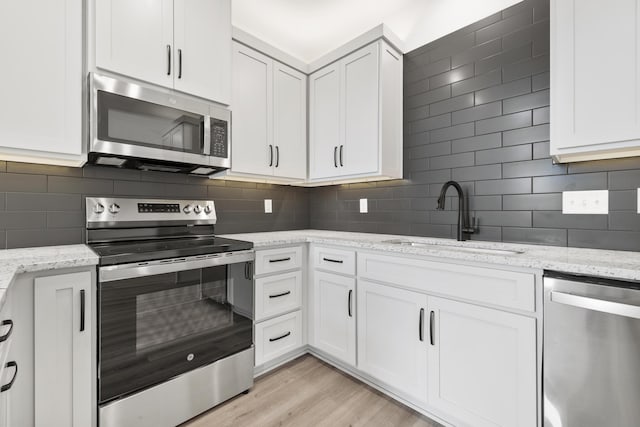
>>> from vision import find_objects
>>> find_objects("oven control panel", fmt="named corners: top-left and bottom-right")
top-left (86, 198), bottom-right (217, 227)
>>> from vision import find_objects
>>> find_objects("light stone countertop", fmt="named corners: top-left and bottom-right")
top-left (0, 245), bottom-right (99, 310)
top-left (221, 229), bottom-right (640, 282)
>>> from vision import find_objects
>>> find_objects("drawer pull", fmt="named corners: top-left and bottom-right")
top-left (269, 257), bottom-right (291, 263)
top-left (269, 291), bottom-right (291, 299)
top-left (269, 331), bottom-right (291, 342)
top-left (0, 320), bottom-right (13, 343)
top-left (323, 257), bottom-right (344, 264)
top-left (1, 361), bottom-right (17, 393)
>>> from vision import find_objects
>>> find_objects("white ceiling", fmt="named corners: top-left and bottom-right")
top-left (232, 0), bottom-right (523, 63)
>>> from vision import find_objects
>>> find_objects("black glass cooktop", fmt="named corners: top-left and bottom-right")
top-left (89, 236), bottom-right (253, 266)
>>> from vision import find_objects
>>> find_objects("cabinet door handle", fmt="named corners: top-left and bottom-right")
top-left (419, 308), bottom-right (424, 341)
top-left (178, 48), bottom-right (183, 79)
top-left (269, 145), bottom-right (274, 167)
top-left (0, 320), bottom-right (13, 343)
top-left (430, 310), bottom-right (435, 346)
top-left (348, 289), bottom-right (353, 317)
top-left (166, 45), bottom-right (171, 75)
top-left (0, 361), bottom-right (17, 393)
top-left (80, 289), bottom-right (86, 332)
top-left (269, 291), bottom-right (291, 299)
top-left (339, 145), bottom-right (344, 167)
top-left (275, 146), bottom-right (280, 168)
top-left (323, 257), bottom-right (343, 264)
top-left (269, 257), bottom-right (291, 263)
top-left (269, 331), bottom-right (291, 342)
top-left (334, 146), bottom-right (338, 167)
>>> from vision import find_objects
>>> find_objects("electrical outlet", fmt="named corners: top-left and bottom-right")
top-left (360, 198), bottom-right (368, 213)
top-left (562, 190), bottom-right (608, 214)
top-left (264, 199), bottom-right (272, 214)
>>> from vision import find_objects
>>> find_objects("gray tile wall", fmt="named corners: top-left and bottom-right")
top-left (310, 0), bottom-right (640, 252)
top-left (0, 162), bottom-right (309, 249)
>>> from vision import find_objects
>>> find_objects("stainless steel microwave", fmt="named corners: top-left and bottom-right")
top-left (88, 73), bottom-right (230, 175)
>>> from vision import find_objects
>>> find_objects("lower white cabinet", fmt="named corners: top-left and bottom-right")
top-left (255, 310), bottom-right (303, 366)
top-left (0, 289), bottom-right (14, 427)
top-left (312, 271), bottom-right (356, 366)
top-left (34, 271), bottom-right (93, 427)
top-left (356, 279), bottom-right (428, 405)
top-left (255, 271), bottom-right (302, 322)
top-left (427, 296), bottom-right (537, 427)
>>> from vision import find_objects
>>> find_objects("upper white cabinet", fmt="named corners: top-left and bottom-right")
top-left (219, 42), bottom-right (306, 182)
top-left (96, 0), bottom-right (231, 104)
top-left (0, 0), bottom-right (84, 166)
top-left (309, 40), bottom-right (403, 184)
top-left (551, 0), bottom-right (640, 162)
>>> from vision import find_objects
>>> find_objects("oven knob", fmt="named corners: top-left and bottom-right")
top-left (193, 205), bottom-right (203, 214)
top-left (94, 203), bottom-right (105, 214)
top-left (204, 205), bottom-right (212, 214)
top-left (183, 204), bottom-right (192, 213)
top-left (109, 203), bottom-right (120, 214)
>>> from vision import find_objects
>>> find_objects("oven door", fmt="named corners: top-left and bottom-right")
top-left (98, 251), bottom-right (254, 405)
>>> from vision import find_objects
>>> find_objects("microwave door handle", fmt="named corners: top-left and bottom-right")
top-left (203, 116), bottom-right (211, 155)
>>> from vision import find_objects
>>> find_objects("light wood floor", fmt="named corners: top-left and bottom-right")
top-left (183, 355), bottom-right (441, 427)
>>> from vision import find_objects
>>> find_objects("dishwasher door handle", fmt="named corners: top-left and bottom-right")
top-left (550, 291), bottom-right (640, 319)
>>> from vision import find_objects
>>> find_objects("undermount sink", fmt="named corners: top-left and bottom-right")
top-left (381, 239), bottom-right (524, 256)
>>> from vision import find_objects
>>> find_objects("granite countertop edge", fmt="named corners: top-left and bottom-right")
top-left (220, 230), bottom-right (640, 282)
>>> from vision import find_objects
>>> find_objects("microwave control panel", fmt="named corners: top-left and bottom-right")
top-left (211, 119), bottom-right (228, 158)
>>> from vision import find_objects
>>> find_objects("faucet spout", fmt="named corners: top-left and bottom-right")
top-left (436, 181), bottom-right (475, 241)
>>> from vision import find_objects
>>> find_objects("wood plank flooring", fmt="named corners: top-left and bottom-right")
top-left (182, 355), bottom-right (441, 427)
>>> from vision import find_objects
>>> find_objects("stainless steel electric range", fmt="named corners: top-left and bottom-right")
top-left (86, 197), bottom-right (255, 427)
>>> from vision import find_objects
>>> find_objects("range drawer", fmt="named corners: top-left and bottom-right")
top-left (358, 252), bottom-right (536, 312)
top-left (255, 246), bottom-right (303, 276)
top-left (311, 246), bottom-right (356, 276)
top-left (255, 310), bottom-right (303, 366)
top-left (255, 271), bottom-right (302, 322)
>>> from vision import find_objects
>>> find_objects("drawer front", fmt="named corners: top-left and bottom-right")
top-left (255, 310), bottom-right (303, 366)
top-left (255, 246), bottom-right (303, 276)
top-left (255, 271), bottom-right (302, 322)
top-left (358, 252), bottom-right (536, 312)
top-left (311, 246), bottom-right (356, 276)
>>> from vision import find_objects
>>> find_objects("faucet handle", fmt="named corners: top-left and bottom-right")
top-left (464, 216), bottom-right (478, 234)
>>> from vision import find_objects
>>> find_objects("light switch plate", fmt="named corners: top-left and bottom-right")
top-left (360, 198), bottom-right (368, 213)
top-left (264, 199), bottom-right (272, 214)
top-left (562, 190), bottom-right (608, 214)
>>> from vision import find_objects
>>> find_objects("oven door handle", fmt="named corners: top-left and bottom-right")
top-left (99, 250), bottom-right (255, 283)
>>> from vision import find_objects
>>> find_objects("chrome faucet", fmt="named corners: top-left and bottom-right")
top-left (436, 181), bottom-right (477, 241)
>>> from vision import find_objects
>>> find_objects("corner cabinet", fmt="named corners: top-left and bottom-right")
top-left (0, 0), bottom-right (84, 167)
top-left (309, 40), bottom-right (403, 184)
top-left (215, 42), bottom-right (306, 183)
top-left (95, 0), bottom-right (231, 104)
top-left (550, 0), bottom-right (640, 162)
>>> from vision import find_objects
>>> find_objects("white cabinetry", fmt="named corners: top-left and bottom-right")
top-left (0, 289), bottom-right (14, 427)
top-left (0, 0), bottom-right (84, 166)
top-left (34, 271), bottom-right (93, 427)
top-left (309, 40), bottom-right (403, 184)
top-left (253, 246), bottom-right (305, 370)
top-left (222, 42), bottom-right (306, 182)
top-left (357, 279), bottom-right (428, 405)
top-left (96, 0), bottom-right (231, 104)
top-left (427, 296), bottom-right (536, 427)
top-left (551, 0), bottom-right (640, 162)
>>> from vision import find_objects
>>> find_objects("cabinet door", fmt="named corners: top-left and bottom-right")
top-left (273, 62), bottom-right (307, 180)
top-left (357, 279), bottom-right (428, 405)
top-left (96, 0), bottom-right (173, 89)
top-left (312, 272), bottom-right (356, 366)
top-left (231, 43), bottom-right (274, 176)
top-left (174, 0), bottom-right (231, 103)
top-left (427, 296), bottom-right (536, 427)
top-left (309, 63), bottom-right (341, 179)
top-left (0, 0), bottom-right (83, 160)
top-left (341, 42), bottom-right (380, 176)
top-left (34, 272), bottom-right (92, 427)
top-left (551, 0), bottom-right (640, 155)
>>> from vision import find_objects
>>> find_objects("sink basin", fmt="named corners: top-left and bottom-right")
top-left (382, 239), bottom-right (524, 255)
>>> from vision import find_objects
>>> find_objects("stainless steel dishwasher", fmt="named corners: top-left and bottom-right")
top-left (544, 272), bottom-right (640, 427)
